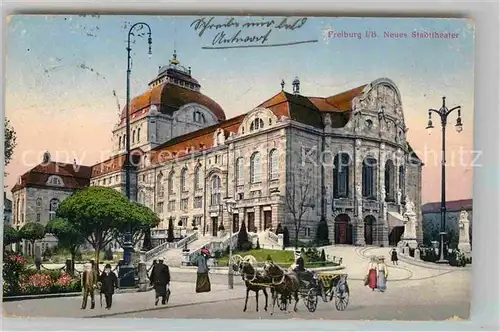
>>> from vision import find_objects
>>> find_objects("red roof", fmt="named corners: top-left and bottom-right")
top-left (91, 149), bottom-right (144, 177)
top-left (11, 161), bottom-right (91, 192)
top-left (421, 199), bottom-right (473, 213)
top-left (119, 83), bottom-right (226, 125)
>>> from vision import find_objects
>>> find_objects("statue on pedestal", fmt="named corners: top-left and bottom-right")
top-left (402, 199), bottom-right (418, 249)
top-left (457, 210), bottom-right (472, 257)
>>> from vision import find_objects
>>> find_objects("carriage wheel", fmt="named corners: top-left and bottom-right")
top-left (229, 255), bottom-right (243, 273)
top-left (334, 279), bottom-right (350, 311)
top-left (242, 255), bottom-right (257, 266)
top-left (303, 289), bottom-right (318, 312)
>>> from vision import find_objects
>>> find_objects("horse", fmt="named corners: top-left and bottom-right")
top-left (238, 260), bottom-right (273, 312)
top-left (262, 261), bottom-right (300, 315)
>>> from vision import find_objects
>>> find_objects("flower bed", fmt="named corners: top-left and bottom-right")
top-left (3, 253), bottom-right (82, 297)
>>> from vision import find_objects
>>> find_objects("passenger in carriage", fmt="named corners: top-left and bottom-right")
top-left (293, 251), bottom-right (328, 302)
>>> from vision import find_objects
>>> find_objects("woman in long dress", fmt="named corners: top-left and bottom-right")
top-left (376, 256), bottom-right (389, 292)
top-left (195, 248), bottom-right (211, 293)
top-left (366, 256), bottom-right (378, 291)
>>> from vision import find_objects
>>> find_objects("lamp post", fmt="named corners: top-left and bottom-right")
top-left (120, 22), bottom-right (152, 286)
top-left (426, 96), bottom-right (463, 264)
top-left (223, 196), bottom-right (236, 289)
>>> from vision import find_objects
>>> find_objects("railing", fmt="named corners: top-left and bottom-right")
top-left (144, 241), bottom-right (171, 262)
top-left (266, 230), bottom-right (279, 244)
top-left (175, 231), bottom-right (199, 249)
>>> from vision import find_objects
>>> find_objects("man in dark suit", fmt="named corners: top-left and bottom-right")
top-left (81, 262), bottom-right (98, 309)
top-left (99, 263), bottom-right (118, 309)
top-left (149, 257), bottom-right (171, 305)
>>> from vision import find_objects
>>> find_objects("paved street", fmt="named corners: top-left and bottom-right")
top-left (3, 246), bottom-right (471, 321)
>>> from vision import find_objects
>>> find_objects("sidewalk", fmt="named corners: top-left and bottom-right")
top-left (2, 281), bottom-right (246, 319)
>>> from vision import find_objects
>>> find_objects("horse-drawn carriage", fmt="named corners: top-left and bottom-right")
top-left (230, 255), bottom-right (350, 314)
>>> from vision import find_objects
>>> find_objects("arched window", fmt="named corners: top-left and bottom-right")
top-left (47, 175), bottom-right (63, 187)
top-left (399, 166), bottom-right (405, 202)
top-left (132, 130), bottom-right (136, 143)
top-left (49, 198), bottom-right (60, 221)
top-left (193, 111), bottom-right (206, 123)
top-left (194, 166), bottom-right (201, 190)
top-left (250, 118), bottom-right (265, 132)
top-left (210, 175), bottom-right (221, 206)
top-left (236, 158), bottom-right (244, 185)
top-left (269, 149), bottom-right (279, 180)
top-left (156, 173), bottom-right (164, 198)
top-left (168, 171), bottom-right (175, 194)
top-left (362, 157), bottom-right (377, 199)
top-left (118, 136), bottom-right (122, 150)
top-left (137, 128), bottom-right (141, 142)
top-left (384, 160), bottom-right (395, 202)
top-left (250, 152), bottom-right (261, 183)
top-left (181, 168), bottom-right (188, 192)
top-left (334, 153), bottom-right (351, 198)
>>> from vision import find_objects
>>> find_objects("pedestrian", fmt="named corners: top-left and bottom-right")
top-left (365, 256), bottom-right (378, 291)
top-left (376, 256), bottom-right (389, 292)
top-left (149, 257), bottom-right (171, 306)
top-left (81, 262), bottom-right (98, 310)
top-left (195, 248), bottom-right (211, 293)
top-left (391, 248), bottom-right (399, 265)
top-left (99, 263), bottom-right (118, 310)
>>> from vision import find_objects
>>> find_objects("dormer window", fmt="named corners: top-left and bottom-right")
top-left (46, 175), bottom-right (64, 187)
top-left (193, 111), bottom-right (205, 123)
top-left (250, 118), bottom-right (265, 132)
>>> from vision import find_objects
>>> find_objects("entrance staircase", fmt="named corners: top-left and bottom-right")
top-left (256, 230), bottom-right (282, 249)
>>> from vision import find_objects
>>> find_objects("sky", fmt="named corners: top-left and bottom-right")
top-left (5, 15), bottom-right (475, 204)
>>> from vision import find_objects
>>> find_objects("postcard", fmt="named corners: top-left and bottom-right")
top-left (3, 15), bottom-right (473, 320)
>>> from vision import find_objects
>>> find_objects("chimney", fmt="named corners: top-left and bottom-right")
top-left (42, 151), bottom-right (51, 164)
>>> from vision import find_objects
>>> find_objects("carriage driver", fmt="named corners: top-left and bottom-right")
top-left (293, 251), bottom-right (328, 302)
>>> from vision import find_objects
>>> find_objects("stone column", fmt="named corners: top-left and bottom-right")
top-left (254, 206), bottom-right (261, 233)
top-left (271, 204), bottom-right (278, 231)
top-left (355, 216), bottom-right (365, 246)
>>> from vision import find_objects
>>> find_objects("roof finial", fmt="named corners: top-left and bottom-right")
top-left (281, 79), bottom-right (285, 91)
top-left (292, 76), bottom-right (300, 95)
top-left (170, 50), bottom-right (179, 65)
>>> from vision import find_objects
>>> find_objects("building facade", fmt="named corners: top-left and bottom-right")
top-left (11, 52), bottom-right (424, 249)
top-left (10, 154), bottom-right (91, 256)
top-left (90, 52), bottom-right (424, 247)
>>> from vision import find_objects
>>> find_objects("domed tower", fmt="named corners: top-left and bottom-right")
top-left (112, 50), bottom-right (226, 155)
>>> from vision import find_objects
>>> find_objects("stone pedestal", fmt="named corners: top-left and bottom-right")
top-left (137, 261), bottom-right (149, 292)
top-left (403, 246), bottom-right (410, 256)
top-left (277, 234), bottom-right (284, 247)
top-left (457, 210), bottom-right (472, 257)
top-left (182, 249), bottom-right (191, 266)
top-left (401, 199), bottom-right (418, 249)
top-left (414, 248), bottom-right (421, 260)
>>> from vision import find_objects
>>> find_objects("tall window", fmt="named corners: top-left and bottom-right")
top-left (334, 153), bottom-right (350, 198)
top-left (399, 166), bottom-right (405, 201)
top-left (384, 160), bottom-right (395, 202)
top-left (210, 175), bottom-right (221, 206)
top-left (132, 130), bottom-right (136, 143)
top-left (181, 168), bottom-right (188, 192)
top-left (157, 173), bottom-right (164, 198)
top-left (194, 166), bottom-right (201, 190)
top-left (250, 118), bottom-right (265, 132)
top-left (168, 171), bottom-right (175, 194)
top-left (362, 157), bottom-right (377, 199)
top-left (137, 128), bottom-right (141, 142)
top-left (269, 149), bottom-right (279, 180)
top-left (118, 136), bottom-right (122, 150)
top-left (236, 158), bottom-right (244, 185)
top-left (49, 198), bottom-right (60, 221)
top-left (250, 152), bottom-right (261, 183)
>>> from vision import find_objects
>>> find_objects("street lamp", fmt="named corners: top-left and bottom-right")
top-left (223, 196), bottom-right (236, 289)
top-left (121, 22), bottom-right (152, 287)
top-left (426, 96), bottom-right (463, 264)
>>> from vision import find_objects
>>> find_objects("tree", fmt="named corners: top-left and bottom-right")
top-left (112, 201), bottom-right (160, 248)
top-left (4, 118), bottom-right (17, 168)
top-left (237, 221), bottom-right (251, 251)
top-left (320, 249), bottom-right (327, 266)
top-left (167, 217), bottom-right (174, 242)
top-left (285, 166), bottom-right (315, 249)
top-left (283, 227), bottom-right (290, 247)
top-left (3, 225), bottom-right (19, 248)
top-left (56, 186), bottom-right (159, 269)
top-left (46, 217), bottom-right (85, 272)
top-left (316, 220), bottom-right (329, 245)
top-left (19, 222), bottom-right (46, 258)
